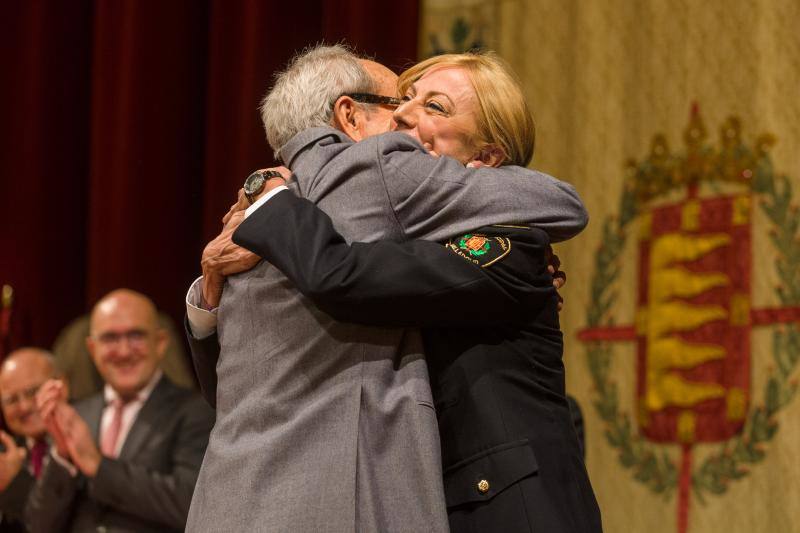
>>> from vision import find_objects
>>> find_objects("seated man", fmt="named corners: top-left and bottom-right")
top-left (28, 289), bottom-right (214, 533)
top-left (52, 312), bottom-right (195, 402)
top-left (0, 348), bottom-right (61, 532)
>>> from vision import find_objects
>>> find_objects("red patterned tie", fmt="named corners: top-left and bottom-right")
top-left (29, 439), bottom-right (47, 478)
top-left (100, 399), bottom-right (126, 458)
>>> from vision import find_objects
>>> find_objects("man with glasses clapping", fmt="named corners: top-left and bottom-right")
top-left (0, 348), bottom-right (61, 532)
top-left (26, 289), bottom-right (213, 533)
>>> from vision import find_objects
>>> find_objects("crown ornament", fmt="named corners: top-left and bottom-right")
top-left (626, 103), bottom-right (777, 203)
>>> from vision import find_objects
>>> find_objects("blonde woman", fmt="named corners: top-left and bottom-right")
top-left (192, 47), bottom-right (599, 532)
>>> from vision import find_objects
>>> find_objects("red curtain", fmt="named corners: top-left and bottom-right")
top-left (0, 0), bottom-right (419, 352)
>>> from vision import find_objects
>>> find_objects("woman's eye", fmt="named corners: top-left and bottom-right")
top-left (426, 101), bottom-right (446, 113)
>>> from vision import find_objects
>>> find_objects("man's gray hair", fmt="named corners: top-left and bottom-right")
top-left (260, 44), bottom-right (376, 158)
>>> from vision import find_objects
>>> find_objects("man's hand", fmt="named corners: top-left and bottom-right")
top-left (52, 403), bottom-right (102, 478)
top-left (221, 188), bottom-right (250, 226)
top-left (0, 431), bottom-right (26, 491)
top-left (36, 380), bottom-right (103, 477)
top-left (203, 167), bottom-right (291, 308)
top-left (35, 380), bottom-right (70, 458)
top-left (201, 211), bottom-right (261, 308)
top-left (545, 246), bottom-right (566, 311)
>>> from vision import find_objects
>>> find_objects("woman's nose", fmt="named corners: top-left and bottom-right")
top-left (392, 101), bottom-right (415, 129)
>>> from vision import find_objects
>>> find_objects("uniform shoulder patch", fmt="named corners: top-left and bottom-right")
top-left (445, 233), bottom-right (512, 268)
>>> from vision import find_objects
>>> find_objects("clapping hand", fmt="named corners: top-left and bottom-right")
top-left (51, 403), bottom-right (102, 477)
top-left (0, 431), bottom-right (26, 491)
top-left (36, 380), bottom-right (101, 477)
top-left (35, 380), bottom-right (70, 458)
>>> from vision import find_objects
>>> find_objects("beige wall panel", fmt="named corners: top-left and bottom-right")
top-left (421, 1), bottom-right (800, 531)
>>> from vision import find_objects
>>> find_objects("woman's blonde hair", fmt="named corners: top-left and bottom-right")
top-left (397, 51), bottom-right (535, 167)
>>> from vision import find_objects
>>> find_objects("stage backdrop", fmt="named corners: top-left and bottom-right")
top-left (421, 1), bottom-right (800, 532)
top-left (0, 0), bottom-right (418, 353)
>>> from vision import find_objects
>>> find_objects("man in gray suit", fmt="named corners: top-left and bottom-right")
top-left (185, 45), bottom-right (587, 532)
top-left (28, 289), bottom-right (214, 533)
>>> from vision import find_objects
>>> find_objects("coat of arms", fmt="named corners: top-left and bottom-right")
top-left (578, 106), bottom-right (800, 533)
top-left (460, 234), bottom-right (491, 256)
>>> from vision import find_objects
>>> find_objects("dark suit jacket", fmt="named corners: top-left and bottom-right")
top-left (0, 443), bottom-right (34, 533)
top-left (26, 376), bottom-right (214, 533)
top-left (229, 192), bottom-right (602, 533)
top-left (567, 394), bottom-right (586, 459)
top-left (185, 319), bottom-right (219, 408)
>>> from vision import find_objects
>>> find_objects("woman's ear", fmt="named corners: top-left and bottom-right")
top-left (473, 144), bottom-right (507, 168)
top-left (331, 96), bottom-right (364, 141)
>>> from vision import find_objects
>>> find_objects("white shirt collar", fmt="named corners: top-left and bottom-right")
top-left (26, 436), bottom-right (45, 450)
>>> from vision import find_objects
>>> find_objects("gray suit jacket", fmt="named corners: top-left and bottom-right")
top-left (186, 128), bottom-right (587, 533)
top-left (26, 377), bottom-right (214, 533)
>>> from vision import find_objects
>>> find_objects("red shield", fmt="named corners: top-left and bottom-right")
top-left (637, 195), bottom-right (751, 443)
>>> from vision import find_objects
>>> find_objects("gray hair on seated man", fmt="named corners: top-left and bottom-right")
top-left (260, 44), bottom-right (376, 155)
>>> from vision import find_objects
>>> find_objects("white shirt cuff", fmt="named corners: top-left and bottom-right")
top-left (186, 277), bottom-right (218, 339)
top-left (50, 449), bottom-right (78, 477)
top-left (245, 185), bottom-right (289, 218)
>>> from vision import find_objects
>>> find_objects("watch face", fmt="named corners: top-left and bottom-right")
top-left (244, 171), bottom-right (266, 196)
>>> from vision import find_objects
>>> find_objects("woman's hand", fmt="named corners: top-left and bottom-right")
top-left (546, 246), bottom-right (566, 311)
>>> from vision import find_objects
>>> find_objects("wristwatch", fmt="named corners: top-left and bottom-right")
top-left (243, 170), bottom-right (284, 204)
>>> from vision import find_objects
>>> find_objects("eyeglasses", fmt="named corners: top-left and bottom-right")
top-left (93, 329), bottom-right (149, 348)
top-left (343, 93), bottom-right (403, 107)
top-left (1, 383), bottom-right (44, 408)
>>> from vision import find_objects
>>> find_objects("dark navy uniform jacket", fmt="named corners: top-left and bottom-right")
top-left (222, 190), bottom-right (602, 532)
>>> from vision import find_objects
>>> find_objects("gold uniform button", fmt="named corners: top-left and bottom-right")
top-left (477, 479), bottom-right (490, 494)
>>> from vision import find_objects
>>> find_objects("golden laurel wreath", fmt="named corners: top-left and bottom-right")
top-left (584, 113), bottom-right (800, 502)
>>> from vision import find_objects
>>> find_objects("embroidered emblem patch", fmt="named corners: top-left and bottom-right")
top-left (459, 234), bottom-right (491, 256)
top-left (447, 233), bottom-right (511, 268)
